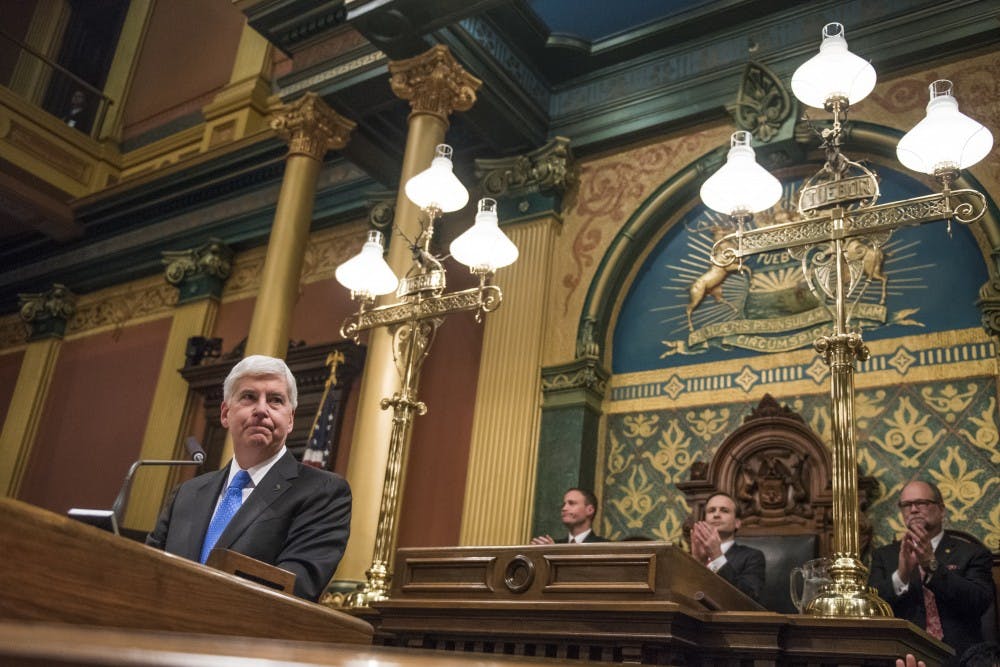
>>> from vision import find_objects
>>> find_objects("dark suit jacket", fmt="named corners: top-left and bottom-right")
top-left (147, 450), bottom-right (351, 601)
top-left (717, 542), bottom-right (766, 601)
top-left (868, 533), bottom-right (993, 663)
top-left (581, 531), bottom-right (609, 543)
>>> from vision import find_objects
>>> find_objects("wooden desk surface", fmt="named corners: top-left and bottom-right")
top-left (0, 621), bottom-right (614, 667)
top-left (0, 498), bottom-right (371, 644)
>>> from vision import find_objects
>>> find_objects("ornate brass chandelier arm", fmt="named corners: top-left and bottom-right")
top-left (710, 188), bottom-right (987, 268)
top-left (847, 188), bottom-right (987, 233)
top-left (340, 285), bottom-right (503, 341)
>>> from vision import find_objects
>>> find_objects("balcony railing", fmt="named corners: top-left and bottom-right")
top-left (0, 29), bottom-right (112, 139)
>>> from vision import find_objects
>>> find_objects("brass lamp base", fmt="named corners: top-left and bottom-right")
top-left (804, 556), bottom-right (893, 618)
top-left (344, 562), bottom-right (391, 609)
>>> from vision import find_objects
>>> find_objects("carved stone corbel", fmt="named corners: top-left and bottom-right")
top-left (162, 238), bottom-right (234, 303)
top-left (476, 136), bottom-right (576, 200)
top-left (975, 265), bottom-right (1000, 340)
top-left (18, 284), bottom-right (76, 340)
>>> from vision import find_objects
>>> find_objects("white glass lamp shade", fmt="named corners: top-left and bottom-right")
top-left (896, 80), bottom-right (994, 174)
top-left (334, 230), bottom-right (399, 297)
top-left (791, 23), bottom-right (876, 108)
top-left (449, 198), bottom-right (519, 271)
top-left (404, 144), bottom-right (470, 213)
top-left (700, 131), bottom-right (783, 215)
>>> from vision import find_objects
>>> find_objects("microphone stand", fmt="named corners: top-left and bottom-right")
top-left (70, 437), bottom-right (206, 535)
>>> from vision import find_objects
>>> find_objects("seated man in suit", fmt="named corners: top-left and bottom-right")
top-left (147, 355), bottom-right (351, 601)
top-left (869, 480), bottom-right (993, 665)
top-left (691, 492), bottom-right (765, 601)
top-left (531, 488), bottom-right (610, 544)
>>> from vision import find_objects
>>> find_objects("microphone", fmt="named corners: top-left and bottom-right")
top-left (184, 436), bottom-right (206, 463)
top-left (69, 436), bottom-right (206, 535)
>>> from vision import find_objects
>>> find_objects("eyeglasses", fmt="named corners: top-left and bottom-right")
top-left (897, 499), bottom-right (940, 510)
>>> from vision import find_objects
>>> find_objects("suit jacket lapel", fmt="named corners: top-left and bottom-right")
top-left (935, 533), bottom-right (958, 566)
top-left (728, 543), bottom-right (744, 567)
top-left (214, 450), bottom-right (298, 550)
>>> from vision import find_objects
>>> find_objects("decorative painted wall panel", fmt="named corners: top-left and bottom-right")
top-left (605, 163), bottom-right (999, 550)
top-left (602, 367), bottom-right (1000, 551)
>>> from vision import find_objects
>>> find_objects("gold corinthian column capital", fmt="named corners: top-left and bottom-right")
top-left (270, 92), bottom-right (356, 160)
top-left (389, 44), bottom-right (481, 122)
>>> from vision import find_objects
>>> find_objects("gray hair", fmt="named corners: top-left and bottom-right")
top-left (222, 355), bottom-right (298, 409)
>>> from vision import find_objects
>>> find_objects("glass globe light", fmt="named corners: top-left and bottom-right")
top-left (449, 198), bottom-right (519, 272)
top-left (335, 230), bottom-right (399, 297)
top-left (791, 23), bottom-right (876, 109)
top-left (404, 144), bottom-right (470, 213)
top-left (896, 79), bottom-right (994, 175)
top-left (700, 131), bottom-right (783, 216)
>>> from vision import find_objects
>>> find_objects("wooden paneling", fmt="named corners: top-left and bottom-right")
top-left (0, 498), bottom-right (372, 644)
top-left (19, 318), bottom-right (170, 514)
top-left (371, 543), bottom-right (954, 666)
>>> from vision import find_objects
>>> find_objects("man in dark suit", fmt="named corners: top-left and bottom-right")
top-left (691, 492), bottom-right (765, 601)
top-left (869, 480), bottom-right (993, 665)
top-left (147, 355), bottom-right (351, 601)
top-left (531, 487), bottom-right (610, 544)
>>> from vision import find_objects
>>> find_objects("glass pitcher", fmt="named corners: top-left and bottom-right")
top-left (789, 557), bottom-right (832, 613)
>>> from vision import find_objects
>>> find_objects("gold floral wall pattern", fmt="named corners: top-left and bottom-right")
top-left (543, 128), bottom-right (726, 363)
top-left (601, 375), bottom-right (1000, 550)
top-left (560, 134), bottom-right (717, 314)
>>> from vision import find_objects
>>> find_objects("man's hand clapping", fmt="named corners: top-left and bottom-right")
top-left (691, 521), bottom-right (723, 564)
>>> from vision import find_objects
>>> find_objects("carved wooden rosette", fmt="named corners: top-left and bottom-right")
top-left (389, 44), bottom-right (481, 122)
top-left (270, 92), bottom-right (356, 160)
top-left (729, 60), bottom-right (794, 143)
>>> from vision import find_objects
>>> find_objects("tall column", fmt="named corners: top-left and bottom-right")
top-left (534, 352), bottom-right (609, 538)
top-left (459, 138), bottom-right (576, 545)
top-left (122, 240), bottom-right (234, 531)
top-left (333, 45), bottom-right (480, 590)
top-left (0, 285), bottom-right (76, 497)
top-left (244, 93), bottom-right (355, 357)
top-left (219, 92), bottom-right (354, 466)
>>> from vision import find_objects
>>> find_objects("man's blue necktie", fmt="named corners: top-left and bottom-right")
top-left (200, 470), bottom-right (252, 564)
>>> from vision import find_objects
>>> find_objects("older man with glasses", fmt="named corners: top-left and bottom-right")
top-left (868, 480), bottom-right (994, 665)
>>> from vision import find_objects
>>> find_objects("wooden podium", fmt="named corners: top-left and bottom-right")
top-left (0, 497), bottom-right (372, 644)
top-left (373, 543), bottom-right (953, 666)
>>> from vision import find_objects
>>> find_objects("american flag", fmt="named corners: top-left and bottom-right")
top-left (303, 351), bottom-right (345, 469)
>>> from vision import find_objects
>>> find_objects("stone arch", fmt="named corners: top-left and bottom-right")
top-left (577, 122), bottom-right (1000, 367)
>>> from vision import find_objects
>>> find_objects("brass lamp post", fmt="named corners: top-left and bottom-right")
top-left (701, 23), bottom-right (992, 617)
top-left (335, 144), bottom-right (518, 606)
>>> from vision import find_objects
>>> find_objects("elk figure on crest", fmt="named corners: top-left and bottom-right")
top-left (844, 238), bottom-right (888, 305)
top-left (686, 226), bottom-right (752, 332)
